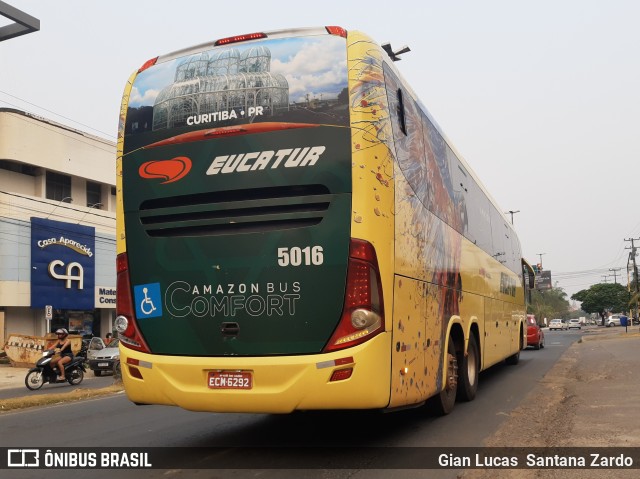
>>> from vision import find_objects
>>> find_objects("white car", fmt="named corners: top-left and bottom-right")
top-left (87, 337), bottom-right (120, 376)
top-left (549, 319), bottom-right (567, 331)
top-left (607, 315), bottom-right (622, 327)
top-left (568, 319), bottom-right (581, 329)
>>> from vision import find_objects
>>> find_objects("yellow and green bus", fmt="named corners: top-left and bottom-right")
top-left (116, 26), bottom-right (535, 414)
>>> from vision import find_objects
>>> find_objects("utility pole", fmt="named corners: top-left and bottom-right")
top-left (609, 268), bottom-right (622, 284)
top-left (625, 237), bottom-right (639, 320)
top-left (602, 275), bottom-right (610, 283)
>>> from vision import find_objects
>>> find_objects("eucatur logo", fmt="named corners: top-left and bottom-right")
top-left (139, 157), bottom-right (192, 184)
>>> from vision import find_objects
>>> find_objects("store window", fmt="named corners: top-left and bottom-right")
top-left (51, 309), bottom-right (100, 337)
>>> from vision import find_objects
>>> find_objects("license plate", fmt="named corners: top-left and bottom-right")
top-left (207, 371), bottom-right (252, 390)
top-left (98, 362), bottom-right (110, 367)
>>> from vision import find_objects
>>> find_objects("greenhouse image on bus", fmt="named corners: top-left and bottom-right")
top-left (124, 35), bottom-right (349, 139)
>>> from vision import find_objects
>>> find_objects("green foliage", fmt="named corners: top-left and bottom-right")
top-left (571, 283), bottom-right (629, 316)
top-left (527, 287), bottom-right (570, 320)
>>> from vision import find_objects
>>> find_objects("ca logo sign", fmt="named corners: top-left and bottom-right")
top-left (48, 260), bottom-right (84, 289)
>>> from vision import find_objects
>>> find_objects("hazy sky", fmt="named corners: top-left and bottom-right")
top-left (2, 0), bottom-right (639, 302)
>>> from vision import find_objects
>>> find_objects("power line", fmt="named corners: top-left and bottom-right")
top-left (608, 268), bottom-right (622, 284)
top-left (0, 217), bottom-right (116, 247)
top-left (552, 268), bottom-right (627, 279)
top-left (0, 190), bottom-right (115, 222)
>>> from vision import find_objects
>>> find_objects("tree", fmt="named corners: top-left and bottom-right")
top-left (527, 287), bottom-right (570, 323)
top-left (571, 283), bottom-right (628, 325)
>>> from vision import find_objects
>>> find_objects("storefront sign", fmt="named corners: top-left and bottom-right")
top-left (535, 270), bottom-right (553, 290)
top-left (31, 218), bottom-right (95, 309)
top-left (95, 286), bottom-right (116, 307)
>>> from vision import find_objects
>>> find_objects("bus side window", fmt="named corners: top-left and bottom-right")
top-left (397, 88), bottom-right (407, 135)
top-left (523, 262), bottom-right (535, 304)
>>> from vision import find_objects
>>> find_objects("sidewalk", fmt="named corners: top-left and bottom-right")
top-left (464, 325), bottom-right (640, 478)
top-left (0, 362), bottom-right (30, 390)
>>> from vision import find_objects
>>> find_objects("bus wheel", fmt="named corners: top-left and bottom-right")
top-left (505, 328), bottom-right (523, 365)
top-left (505, 350), bottom-right (520, 365)
top-left (431, 336), bottom-right (458, 415)
top-left (457, 335), bottom-right (479, 402)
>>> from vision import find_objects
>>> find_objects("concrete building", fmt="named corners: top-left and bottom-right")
top-left (0, 108), bottom-right (116, 344)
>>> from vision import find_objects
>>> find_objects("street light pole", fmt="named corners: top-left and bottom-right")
top-left (505, 210), bottom-right (520, 225)
top-left (537, 253), bottom-right (546, 269)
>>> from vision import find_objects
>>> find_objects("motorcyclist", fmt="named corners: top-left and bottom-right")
top-left (50, 328), bottom-right (73, 380)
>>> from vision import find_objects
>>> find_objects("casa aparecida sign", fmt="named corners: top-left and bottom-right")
top-left (30, 217), bottom-right (95, 310)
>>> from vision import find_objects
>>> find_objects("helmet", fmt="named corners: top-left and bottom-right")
top-left (55, 328), bottom-right (68, 336)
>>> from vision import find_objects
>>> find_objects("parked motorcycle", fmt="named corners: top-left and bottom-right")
top-left (77, 339), bottom-right (89, 369)
top-left (24, 349), bottom-right (86, 390)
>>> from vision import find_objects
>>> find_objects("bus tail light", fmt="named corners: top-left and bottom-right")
top-left (324, 239), bottom-right (384, 352)
top-left (214, 32), bottom-right (267, 46)
top-left (116, 253), bottom-right (151, 353)
top-left (125, 357), bottom-right (151, 380)
top-left (127, 365), bottom-right (144, 380)
top-left (325, 26), bottom-right (347, 38)
top-left (138, 57), bottom-right (158, 73)
top-left (330, 368), bottom-right (353, 382)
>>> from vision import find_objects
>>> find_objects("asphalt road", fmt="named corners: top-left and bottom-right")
top-left (0, 328), bottom-right (585, 479)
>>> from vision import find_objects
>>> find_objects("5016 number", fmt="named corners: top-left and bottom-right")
top-left (277, 246), bottom-right (324, 267)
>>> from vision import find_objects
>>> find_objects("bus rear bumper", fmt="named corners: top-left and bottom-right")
top-left (120, 333), bottom-right (391, 413)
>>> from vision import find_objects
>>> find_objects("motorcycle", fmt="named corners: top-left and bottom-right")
top-left (24, 350), bottom-right (86, 390)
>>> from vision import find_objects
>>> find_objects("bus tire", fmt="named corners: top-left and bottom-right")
top-left (505, 327), bottom-right (523, 365)
top-left (457, 335), bottom-right (479, 402)
top-left (430, 336), bottom-right (458, 415)
top-left (505, 350), bottom-right (520, 365)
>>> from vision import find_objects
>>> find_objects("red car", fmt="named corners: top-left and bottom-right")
top-left (526, 314), bottom-right (545, 350)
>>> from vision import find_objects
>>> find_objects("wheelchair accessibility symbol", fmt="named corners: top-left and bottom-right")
top-left (134, 283), bottom-right (163, 319)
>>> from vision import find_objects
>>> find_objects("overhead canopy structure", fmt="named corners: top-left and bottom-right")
top-left (0, 1), bottom-right (40, 42)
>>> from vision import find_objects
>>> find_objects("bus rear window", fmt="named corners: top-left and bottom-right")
top-left (123, 34), bottom-right (349, 150)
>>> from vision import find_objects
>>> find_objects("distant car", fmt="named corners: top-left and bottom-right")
top-left (526, 315), bottom-right (545, 349)
top-left (607, 315), bottom-right (622, 327)
top-left (87, 338), bottom-right (120, 376)
top-left (549, 319), bottom-right (567, 331)
top-left (568, 319), bottom-right (581, 330)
